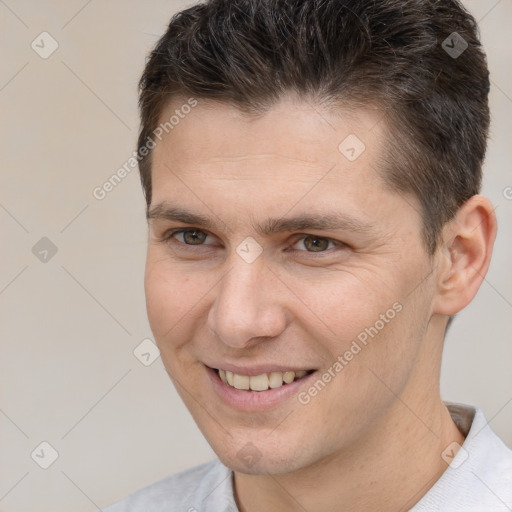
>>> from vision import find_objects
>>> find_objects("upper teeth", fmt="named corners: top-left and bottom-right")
top-left (218, 369), bottom-right (309, 391)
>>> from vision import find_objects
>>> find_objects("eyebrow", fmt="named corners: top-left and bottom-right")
top-left (147, 203), bottom-right (376, 236)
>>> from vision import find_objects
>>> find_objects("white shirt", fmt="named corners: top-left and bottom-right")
top-left (104, 403), bottom-right (512, 511)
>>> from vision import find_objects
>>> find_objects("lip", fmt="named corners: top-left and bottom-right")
top-left (205, 365), bottom-right (317, 411)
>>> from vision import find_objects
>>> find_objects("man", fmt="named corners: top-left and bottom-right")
top-left (106, 0), bottom-right (511, 510)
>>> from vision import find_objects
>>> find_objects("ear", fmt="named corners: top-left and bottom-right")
top-left (432, 195), bottom-right (497, 316)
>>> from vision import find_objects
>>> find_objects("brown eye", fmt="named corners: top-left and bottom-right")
top-left (301, 235), bottom-right (331, 252)
top-left (181, 229), bottom-right (208, 245)
top-left (167, 229), bottom-right (210, 246)
top-left (304, 236), bottom-right (329, 252)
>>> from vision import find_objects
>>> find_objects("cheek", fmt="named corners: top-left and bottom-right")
top-left (289, 269), bottom-right (400, 352)
top-left (144, 254), bottom-right (197, 342)
top-left (290, 265), bottom-right (426, 397)
top-left (313, 280), bottom-right (430, 413)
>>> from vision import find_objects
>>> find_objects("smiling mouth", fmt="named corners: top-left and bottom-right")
top-left (215, 368), bottom-right (315, 391)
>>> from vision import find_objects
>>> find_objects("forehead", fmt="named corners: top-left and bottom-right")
top-left (151, 96), bottom-right (386, 186)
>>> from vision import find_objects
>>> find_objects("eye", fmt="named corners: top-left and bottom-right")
top-left (292, 235), bottom-right (342, 253)
top-left (162, 229), bottom-right (345, 255)
top-left (165, 228), bottom-right (215, 246)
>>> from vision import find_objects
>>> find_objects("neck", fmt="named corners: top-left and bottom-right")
top-left (233, 396), bottom-right (465, 512)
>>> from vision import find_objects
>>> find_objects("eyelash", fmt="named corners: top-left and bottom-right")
top-left (161, 228), bottom-right (346, 255)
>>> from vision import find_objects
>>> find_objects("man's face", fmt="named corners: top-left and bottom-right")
top-left (145, 95), bottom-right (440, 475)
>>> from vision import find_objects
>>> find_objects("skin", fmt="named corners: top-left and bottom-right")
top-left (144, 92), bottom-right (496, 512)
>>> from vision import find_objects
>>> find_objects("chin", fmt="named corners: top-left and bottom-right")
top-left (205, 431), bottom-right (309, 476)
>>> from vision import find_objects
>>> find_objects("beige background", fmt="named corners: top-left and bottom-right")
top-left (0, 1), bottom-right (510, 510)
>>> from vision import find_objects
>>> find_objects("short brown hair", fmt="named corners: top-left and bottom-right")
top-left (138, 0), bottom-right (490, 253)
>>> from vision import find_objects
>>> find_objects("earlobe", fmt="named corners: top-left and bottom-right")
top-left (433, 195), bottom-right (497, 316)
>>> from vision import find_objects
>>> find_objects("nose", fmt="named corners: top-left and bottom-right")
top-left (207, 256), bottom-right (287, 349)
